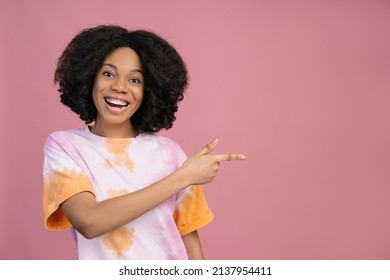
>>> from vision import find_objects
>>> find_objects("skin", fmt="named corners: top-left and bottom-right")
top-left (91, 47), bottom-right (143, 138)
top-left (61, 47), bottom-right (246, 259)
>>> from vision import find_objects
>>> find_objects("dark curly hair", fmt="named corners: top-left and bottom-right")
top-left (54, 25), bottom-right (188, 132)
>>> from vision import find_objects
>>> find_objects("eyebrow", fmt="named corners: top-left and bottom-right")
top-left (102, 63), bottom-right (143, 74)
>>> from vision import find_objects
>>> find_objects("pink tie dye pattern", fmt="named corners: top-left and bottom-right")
top-left (42, 126), bottom-right (213, 259)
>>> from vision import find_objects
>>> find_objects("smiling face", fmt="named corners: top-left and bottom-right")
top-left (91, 47), bottom-right (144, 138)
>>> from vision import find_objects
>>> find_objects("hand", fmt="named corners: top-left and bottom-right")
top-left (179, 139), bottom-right (246, 186)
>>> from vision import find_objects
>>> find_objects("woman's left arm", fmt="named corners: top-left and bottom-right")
top-left (182, 231), bottom-right (205, 260)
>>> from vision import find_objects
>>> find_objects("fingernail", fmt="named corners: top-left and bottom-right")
top-left (239, 155), bottom-right (246, 160)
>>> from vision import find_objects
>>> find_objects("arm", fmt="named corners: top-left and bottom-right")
top-left (61, 168), bottom-right (190, 239)
top-left (182, 231), bottom-right (205, 260)
top-left (61, 139), bottom-right (245, 239)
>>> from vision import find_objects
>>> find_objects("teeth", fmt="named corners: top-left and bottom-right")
top-left (105, 97), bottom-right (128, 106)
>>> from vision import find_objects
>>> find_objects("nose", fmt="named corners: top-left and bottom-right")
top-left (110, 78), bottom-right (128, 94)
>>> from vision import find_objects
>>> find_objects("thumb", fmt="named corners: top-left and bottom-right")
top-left (195, 138), bottom-right (219, 156)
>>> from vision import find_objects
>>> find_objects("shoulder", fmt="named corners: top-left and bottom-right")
top-left (46, 127), bottom-right (87, 141)
top-left (140, 133), bottom-right (184, 151)
top-left (44, 127), bottom-right (87, 151)
top-left (136, 133), bottom-right (187, 168)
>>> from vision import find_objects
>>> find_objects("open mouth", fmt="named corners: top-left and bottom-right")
top-left (104, 97), bottom-right (129, 108)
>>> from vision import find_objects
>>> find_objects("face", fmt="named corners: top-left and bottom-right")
top-left (92, 47), bottom-right (144, 136)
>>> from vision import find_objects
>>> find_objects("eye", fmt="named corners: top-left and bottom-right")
top-left (129, 78), bottom-right (141, 84)
top-left (102, 71), bottom-right (114, 78)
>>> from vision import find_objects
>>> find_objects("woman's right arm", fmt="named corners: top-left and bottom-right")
top-left (61, 139), bottom-right (245, 239)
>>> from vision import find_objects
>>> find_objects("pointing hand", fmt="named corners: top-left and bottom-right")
top-left (180, 139), bottom-right (246, 185)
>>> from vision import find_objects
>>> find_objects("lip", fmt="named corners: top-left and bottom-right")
top-left (104, 96), bottom-right (130, 105)
top-left (103, 96), bottom-right (130, 113)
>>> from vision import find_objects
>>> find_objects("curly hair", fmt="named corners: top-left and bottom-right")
top-left (54, 25), bottom-right (188, 132)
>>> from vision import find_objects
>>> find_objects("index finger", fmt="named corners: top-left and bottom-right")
top-left (213, 153), bottom-right (246, 162)
top-left (194, 138), bottom-right (219, 156)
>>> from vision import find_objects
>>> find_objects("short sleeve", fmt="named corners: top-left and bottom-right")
top-left (171, 143), bottom-right (214, 236)
top-left (173, 185), bottom-right (214, 236)
top-left (42, 133), bottom-right (94, 230)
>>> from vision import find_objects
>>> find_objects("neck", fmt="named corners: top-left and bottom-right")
top-left (90, 120), bottom-right (138, 138)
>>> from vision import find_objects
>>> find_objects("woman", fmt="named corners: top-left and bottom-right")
top-left (43, 25), bottom-right (245, 260)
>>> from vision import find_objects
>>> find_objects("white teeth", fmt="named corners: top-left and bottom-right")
top-left (105, 97), bottom-right (128, 106)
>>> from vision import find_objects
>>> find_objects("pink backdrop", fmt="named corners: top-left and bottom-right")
top-left (1, 0), bottom-right (389, 259)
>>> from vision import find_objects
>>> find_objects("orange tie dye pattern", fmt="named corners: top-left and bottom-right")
top-left (174, 185), bottom-right (214, 236)
top-left (102, 188), bottom-right (136, 259)
top-left (43, 169), bottom-right (94, 230)
top-left (104, 139), bottom-right (134, 172)
top-left (43, 127), bottom-right (213, 259)
top-left (102, 226), bottom-right (135, 259)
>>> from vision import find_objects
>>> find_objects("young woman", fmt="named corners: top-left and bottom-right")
top-left (43, 25), bottom-right (245, 260)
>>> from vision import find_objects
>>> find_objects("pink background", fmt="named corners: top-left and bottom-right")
top-left (1, 0), bottom-right (389, 260)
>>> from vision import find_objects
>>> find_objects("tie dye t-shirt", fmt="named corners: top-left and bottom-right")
top-left (42, 126), bottom-right (214, 259)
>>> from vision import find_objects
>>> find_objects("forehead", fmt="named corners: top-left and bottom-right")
top-left (103, 47), bottom-right (142, 69)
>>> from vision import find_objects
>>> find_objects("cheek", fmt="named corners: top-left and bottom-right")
top-left (91, 84), bottom-right (105, 112)
top-left (92, 87), bottom-right (99, 106)
top-left (92, 78), bottom-right (104, 101)
top-left (135, 88), bottom-right (144, 102)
